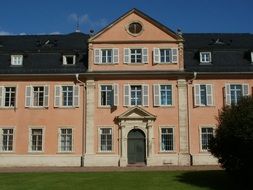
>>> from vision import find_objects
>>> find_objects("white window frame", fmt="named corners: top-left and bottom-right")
top-left (25, 85), bottom-right (49, 108)
top-left (124, 84), bottom-right (149, 107)
top-left (199, 125), bottom-right (215, 152)
top-left (225, 83), bottom-right (249, 105)
top-left (58, 127), bottom-right (74, 153)
top-left (11, 55), bottom-right (23, 66)
top-left (94, 48), bottom-right (119, 64)
top-left (54, 85), bottom-right (79, 108)
top-left (63, 55), bottom-right (76, 65)
top-left (98, 84), bottom-right (118, 107)
top-left (153, 48), bottom-right (178, 64)
top-left (153, 84), bottom-right (173, 107)
top-left (124, 48), bottom-right (148, 64)
top-left (0, 86), bottom-right (17, 108)
top-left (28, 127), bottom-right (45, 153)
top-left (159, 126), bottom-right (175, 152)
top-left (98, 127), bottom-right (113, 152)
top-left (0, 127), bottom-right (15, 153)
top-left (200, 52), bottom-right (212, 63)
top-left (194, 84), bottom-right (214, 107)
top-left (251, 52), bottom-right (253, 63)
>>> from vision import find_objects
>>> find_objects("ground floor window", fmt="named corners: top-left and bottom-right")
top-left (100, 128), bottom-right (112, 152)
top-left (60, 128), bottom-right (73, 152)
top-left (30, 128), bottom-right (43, 152)
top-left (201, 127), bottom-right (214, 151)
top-left (160, 127), bottom-right (174, 151)
top-left (0, 128), bottom-right (14, 151)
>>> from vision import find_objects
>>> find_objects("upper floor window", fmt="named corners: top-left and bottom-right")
top-left (11, 55), bottom-right (23, 66)
top-left (194, 84), bottom-right (213, 106)
top-left (63, 55), bottom-right (76, 65)
top-left (153, 84), bottom-right (173, 106)
top-left (124, 48), bottom-right (148, 64)
top-left (99, 128), bottom-right (112, 152)
top-left (59, 128), bottom-right (73, 152)
top-left (200, 127), bottom-right (214, 151)
top-left (225, 84), bottom-right (249, 105)
top-left (54, 85), bottom-right (79, 108)
top-left (94, 48), bottom-right (119, 64)
top-left (160, 128), bottom-right (174, 151)
top-left (0, 86), bottom-right (16, 108)
top-left (99, 84), bottom-right (118, 107)
top-left (153, 48), bottom-right (178, 64)
top-left (25, 85), bottom-right (49, 108)
top-left (200, 52), bottom-right (212, 63)
top-left (124, 84), bottom-right (148, 106)
top-left (0, 128), bottom-right (14, 152)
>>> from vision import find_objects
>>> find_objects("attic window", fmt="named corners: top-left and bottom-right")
top-left (63, 55), bottom-right (76, 65)
top-left (11, 55), bottom-right (23, 66)
top-left (127, 22), bottom-right (143, 36)
top-left (200, 52), bottom-right (212, 64)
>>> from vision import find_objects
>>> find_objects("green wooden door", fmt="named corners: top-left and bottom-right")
top-left (127, 129), bottom-right (146, 164)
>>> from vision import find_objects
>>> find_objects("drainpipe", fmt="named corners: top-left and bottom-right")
top-left (187, 72), bottom-right (197, 165)
top-left (75, 74), bottom-right (86, 167)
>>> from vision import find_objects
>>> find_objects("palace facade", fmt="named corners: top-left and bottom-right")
top-left (1, 9), bottom-right (253, 166)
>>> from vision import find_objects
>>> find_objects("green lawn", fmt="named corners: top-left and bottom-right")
top-left (0, 170), bottom-right (247, 190)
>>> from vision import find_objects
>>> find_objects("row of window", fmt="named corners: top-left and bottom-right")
top-left (94, 48), bottom-right (178, 64)
top-left (0, 127), bottom-right (214, 153)
top-left (0, 83), bottom-right (249, 108)
top-left (9, 55), bottom-right (76, 66)
top-left (0, 85), bottom-right (79, 108)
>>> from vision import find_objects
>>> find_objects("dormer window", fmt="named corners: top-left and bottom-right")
top-left (63, 55), bottom-right (76, 65)
top-left (200, 52), bottom-right (212, 64)
top-left (11, 55), bottom-right (23, 66)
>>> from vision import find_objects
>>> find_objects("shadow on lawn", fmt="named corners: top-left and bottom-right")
top-left (176, 170), bottom-right (250, 190)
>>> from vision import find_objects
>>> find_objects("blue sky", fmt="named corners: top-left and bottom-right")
top-left (0, 0), bottom-right (252, 35)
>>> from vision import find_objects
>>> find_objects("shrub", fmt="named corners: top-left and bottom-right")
top-left (210, 96), bottom-right (253, 176)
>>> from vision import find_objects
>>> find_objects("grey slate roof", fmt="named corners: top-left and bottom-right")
top-left (183, 33), bottom-right (253, 72)
top-left (0, 32), bottom-right (89, 74)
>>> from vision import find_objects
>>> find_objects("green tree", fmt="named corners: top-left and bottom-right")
top-left (210, 96), bottom-right (253, 176)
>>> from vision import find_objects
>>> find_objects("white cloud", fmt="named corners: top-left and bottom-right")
top-left (50, 32), bottom-right (62, 35)
top-left (0, 31), bottom-right (12, 35)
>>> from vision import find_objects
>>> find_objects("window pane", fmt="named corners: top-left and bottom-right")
top-left (201, 128), bottom-right (214, 150)
top-left (161, 128), bottom-right (173, 151)
top-left (100, 128), bottom-right (112, 151)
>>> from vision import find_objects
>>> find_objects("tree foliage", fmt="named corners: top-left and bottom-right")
top-left (210, 96), bottom-right (253, 175)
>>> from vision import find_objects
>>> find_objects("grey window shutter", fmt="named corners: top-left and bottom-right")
top-left (94, 49), bottom-right (101, 64)
top-left (113, 84), bottom-right (119, 106)
top-left (225, 84), bottom-right (231, 105)
top-left (194, 84), bottom-right (200, 106)
top-left (153, 48), bottom-right (160, 64)
top-left (172, 48), bottom-right (178, 63)
top-left (124, 84), bottom-right (130, 106)
top-left (153, 84), bottom-right (160, 106)
top-left (242, 84), bottom-right (249, 96)
top-left (0, 86), bottom-right (3, 107)
top-left (206, 84), bottom-right (213, 106)
top-left (113, 48), bottom-right (119, 63)
top-left (142, 48), bottom-right (148, 63)
top-left (43, 86), bottom-right (49, 107)
top-left (25, 86), bottom-right (32, 107)
top-left (142, 84), bottom-right (149, 106)
top-left (124, 48), bottom-right (130, 63)
top-left (73, 85), bottom-right (80, 107)
top-left (54, 85), bottom-right (61, 107)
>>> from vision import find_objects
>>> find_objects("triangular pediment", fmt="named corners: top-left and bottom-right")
top-left (90, 8), bottom-right (183, 42)
top-left (118, 106), bottom-right (156, 120)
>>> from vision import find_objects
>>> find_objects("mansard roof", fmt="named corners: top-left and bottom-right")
top-left (0, 32), bottom-right (89, 75)
top-left (184, 33), bottom-right (253, 72)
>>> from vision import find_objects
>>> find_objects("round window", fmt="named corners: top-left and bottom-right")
top-left (128, 22), bottom-right (143, 35)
